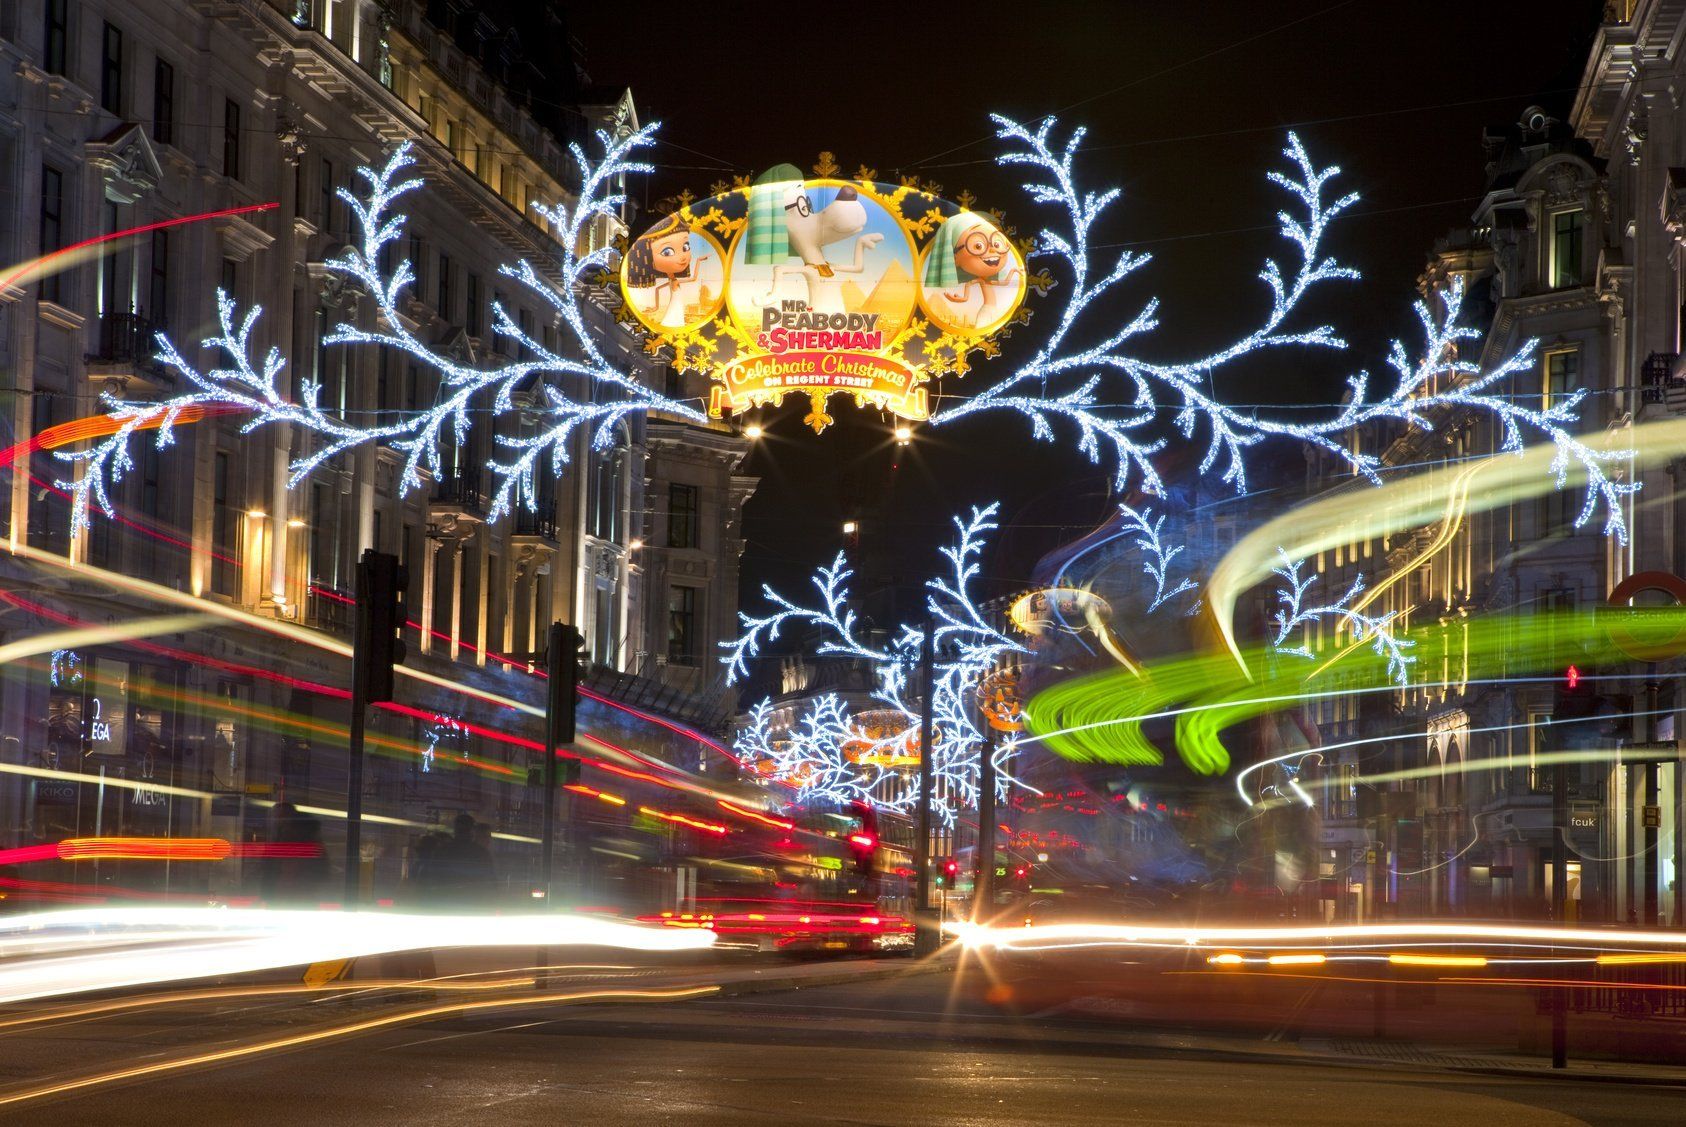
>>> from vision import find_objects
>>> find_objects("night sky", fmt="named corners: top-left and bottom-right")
top-left (569, 0), bottom-right (1601, 613)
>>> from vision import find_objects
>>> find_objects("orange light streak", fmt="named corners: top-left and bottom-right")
top-left (0, 985), bottom-right (716, 1108)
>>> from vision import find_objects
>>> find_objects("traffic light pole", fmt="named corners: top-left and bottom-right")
top-left (1643, 669), bottom-right (1660, 928)
top-left (1551, 758), bottom-right (1568, 1069)
top-left (344, 584), bottom-right (370, 906)
top-left (913, 618), bottom-right (938, 956)
top-left (540, 621), bottom-right (565, 905)
top-left (974, 719), bottom-right (997, 920)
top-left (345, 549), bottom-right (407, 908)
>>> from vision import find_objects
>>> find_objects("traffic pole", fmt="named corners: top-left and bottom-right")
top-left (344, 553), bottom-right (372, 906)
top-left (913, 617), bottom-right (938, 955)
top-left (974, 717), bottom-right (997, 920)
top-left (1552, 757), bottom-right (1568, 1069)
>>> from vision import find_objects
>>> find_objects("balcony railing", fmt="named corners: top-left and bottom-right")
top-left (430, 466), bottom-right (485, 512)
top-left (512, 480), bottom-right (558, 540)
top-left (87, 309), bottom-right (164, 372)
top-left (305, 584), bottom-right (354, 635)
top-left (1641, 351), bottom-right (1682, 404)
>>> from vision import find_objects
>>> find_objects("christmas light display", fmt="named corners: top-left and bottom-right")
top-left (61, 116), bottom-right (1627, 545)
top-left (60, 126), bottom-right (703, 534)
top-left (929, 116), bottom-right (1633, 541)
top-left (1269, 549), bottom-right (1415, 686)
top-left (727, 505), bottom-right (1027, 825)
top-left (1116, 503), bottom-right (1198, 615)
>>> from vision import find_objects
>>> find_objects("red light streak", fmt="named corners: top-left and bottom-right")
top-left (637, 806), bottom-right (728, 835)
top-left (717, 800), bottom-right (792, 831)
top-left (0, 202), bottom-right (280, 292)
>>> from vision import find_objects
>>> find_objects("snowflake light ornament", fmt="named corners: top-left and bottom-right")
top-left (1269, 548), bottom-right (1415, 686)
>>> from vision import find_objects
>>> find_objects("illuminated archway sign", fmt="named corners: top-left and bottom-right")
top-left (618, 165), bottom-right (1031, 433)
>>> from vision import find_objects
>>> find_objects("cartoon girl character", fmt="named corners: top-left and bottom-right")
top-left (922, 212), bottom-right (1023, 333)
top-left (626, 213), bottom-right (710, 330)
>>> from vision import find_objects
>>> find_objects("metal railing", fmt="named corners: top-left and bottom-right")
top-left (430, 466), bottom-right (485, 511)
top-left (1641, 351), bottom-right (1682, 404)
top-left (305, 584), bottom-right (354, 635)
top-left (511, 480), bottom-right (558, 539)
top-left (88, 309), bottom-right (163, 370)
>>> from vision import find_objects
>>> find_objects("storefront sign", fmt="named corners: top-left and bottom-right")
top-left (35, 781), bottom-right (77, 806)
top-left (619, 165), bottom-right (1032, 432)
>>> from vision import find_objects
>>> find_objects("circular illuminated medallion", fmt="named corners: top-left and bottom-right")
top-left (619, 215), bottom-right (727, 335)
top-left (725, 178), bottom-right (918, 342)
top-left (917, 211), bottom-right (1028, 338)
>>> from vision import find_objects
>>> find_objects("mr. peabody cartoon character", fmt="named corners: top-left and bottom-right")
top-left (744, 164), bottom-right (883, 315)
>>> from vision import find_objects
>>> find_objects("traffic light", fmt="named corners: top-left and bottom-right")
top-left (1012, 863), bottom-right (1030, 885)
top-left (935, 857), bottom-right (959, 888)
top-left (545, 623), bottom-right (588, 785)
top-left (1550, 666), bottom-right (1633, 748)
top-left (355, 549), bottom-right (408, 703)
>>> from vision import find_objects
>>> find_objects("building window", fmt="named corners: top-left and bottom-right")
top-left (220, 257), bottom-right (238, 303)
top-left (1544, 350), bottom-right (1579, 411)
top-left (43, 0), bottom-right (67, 77)
top-left (223, 99), bottom-right (242, 180)
top-left (437, 251), bottom-right (452, 318)
top-left (668, 484), bottom-right (698, 549)
top-left (667, 585), bottom-right (698, 666)
top-left (319, 158), bottom-right (335, 233)
top-left (492, 289), bottom-right (510, 355)
top-left (100, 23), bottom-right (123, 115)
top-left (213, 451), bottom-right (240, 596)
top-left (149, 229), bottom-right (169, 327)
top-left (39, 164), bottom-right (64, 305)
top-left (1552, 210), bottom-right (1583, 289)
top-left (153, 58), bottom-right (174, 145)
top-left (518, 308), bottom-right (533, 360)
top-left (409, 233), bottom-right (425, 296)
top-left (466, 272), bottom-right (481, 338)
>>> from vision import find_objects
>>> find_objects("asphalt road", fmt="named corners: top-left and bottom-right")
top-left (3, 965), bottom-right (1684, 1125)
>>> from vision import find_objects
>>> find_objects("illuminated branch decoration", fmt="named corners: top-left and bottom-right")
top-left (727, 504), bottom-right (1029, 826)
top-left (930, 115), bottom-right (1634, 541)
top-left (62, 116), bottom-right (1629, 544)
top-left (1117, 503), bottom-right (1198, 614)
top-left (60, 125), bottom-right (704, 533)
top-left (1270, 549), bottom-right (1415, 686)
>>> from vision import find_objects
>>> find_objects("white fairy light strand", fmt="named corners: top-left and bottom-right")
top-left (929, 115), bottom-right (1634, 542)
top-left (726, 504), bottom-right (1030, 825)
top-left (1116, 503), bottom-right (1198, 614)
top-left (1269, 548), bottom-right (1415, 686)
top-left (59, 125), bottom-right (704, 533)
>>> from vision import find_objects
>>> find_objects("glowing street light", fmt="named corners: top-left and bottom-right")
top-left (743, 422), bottom-right (764, 440)
top-left (893, 424), bottom-right (912, 445)
top-left (841, 521), bottom-right (858, 536)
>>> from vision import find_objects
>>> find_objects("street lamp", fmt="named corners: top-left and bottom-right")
top-left (893, 424), bottom-right (912, 445)
top-left (744, 422), bottom-right (764, 440)
top-left (841, 520), bottom-right (858, 536)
